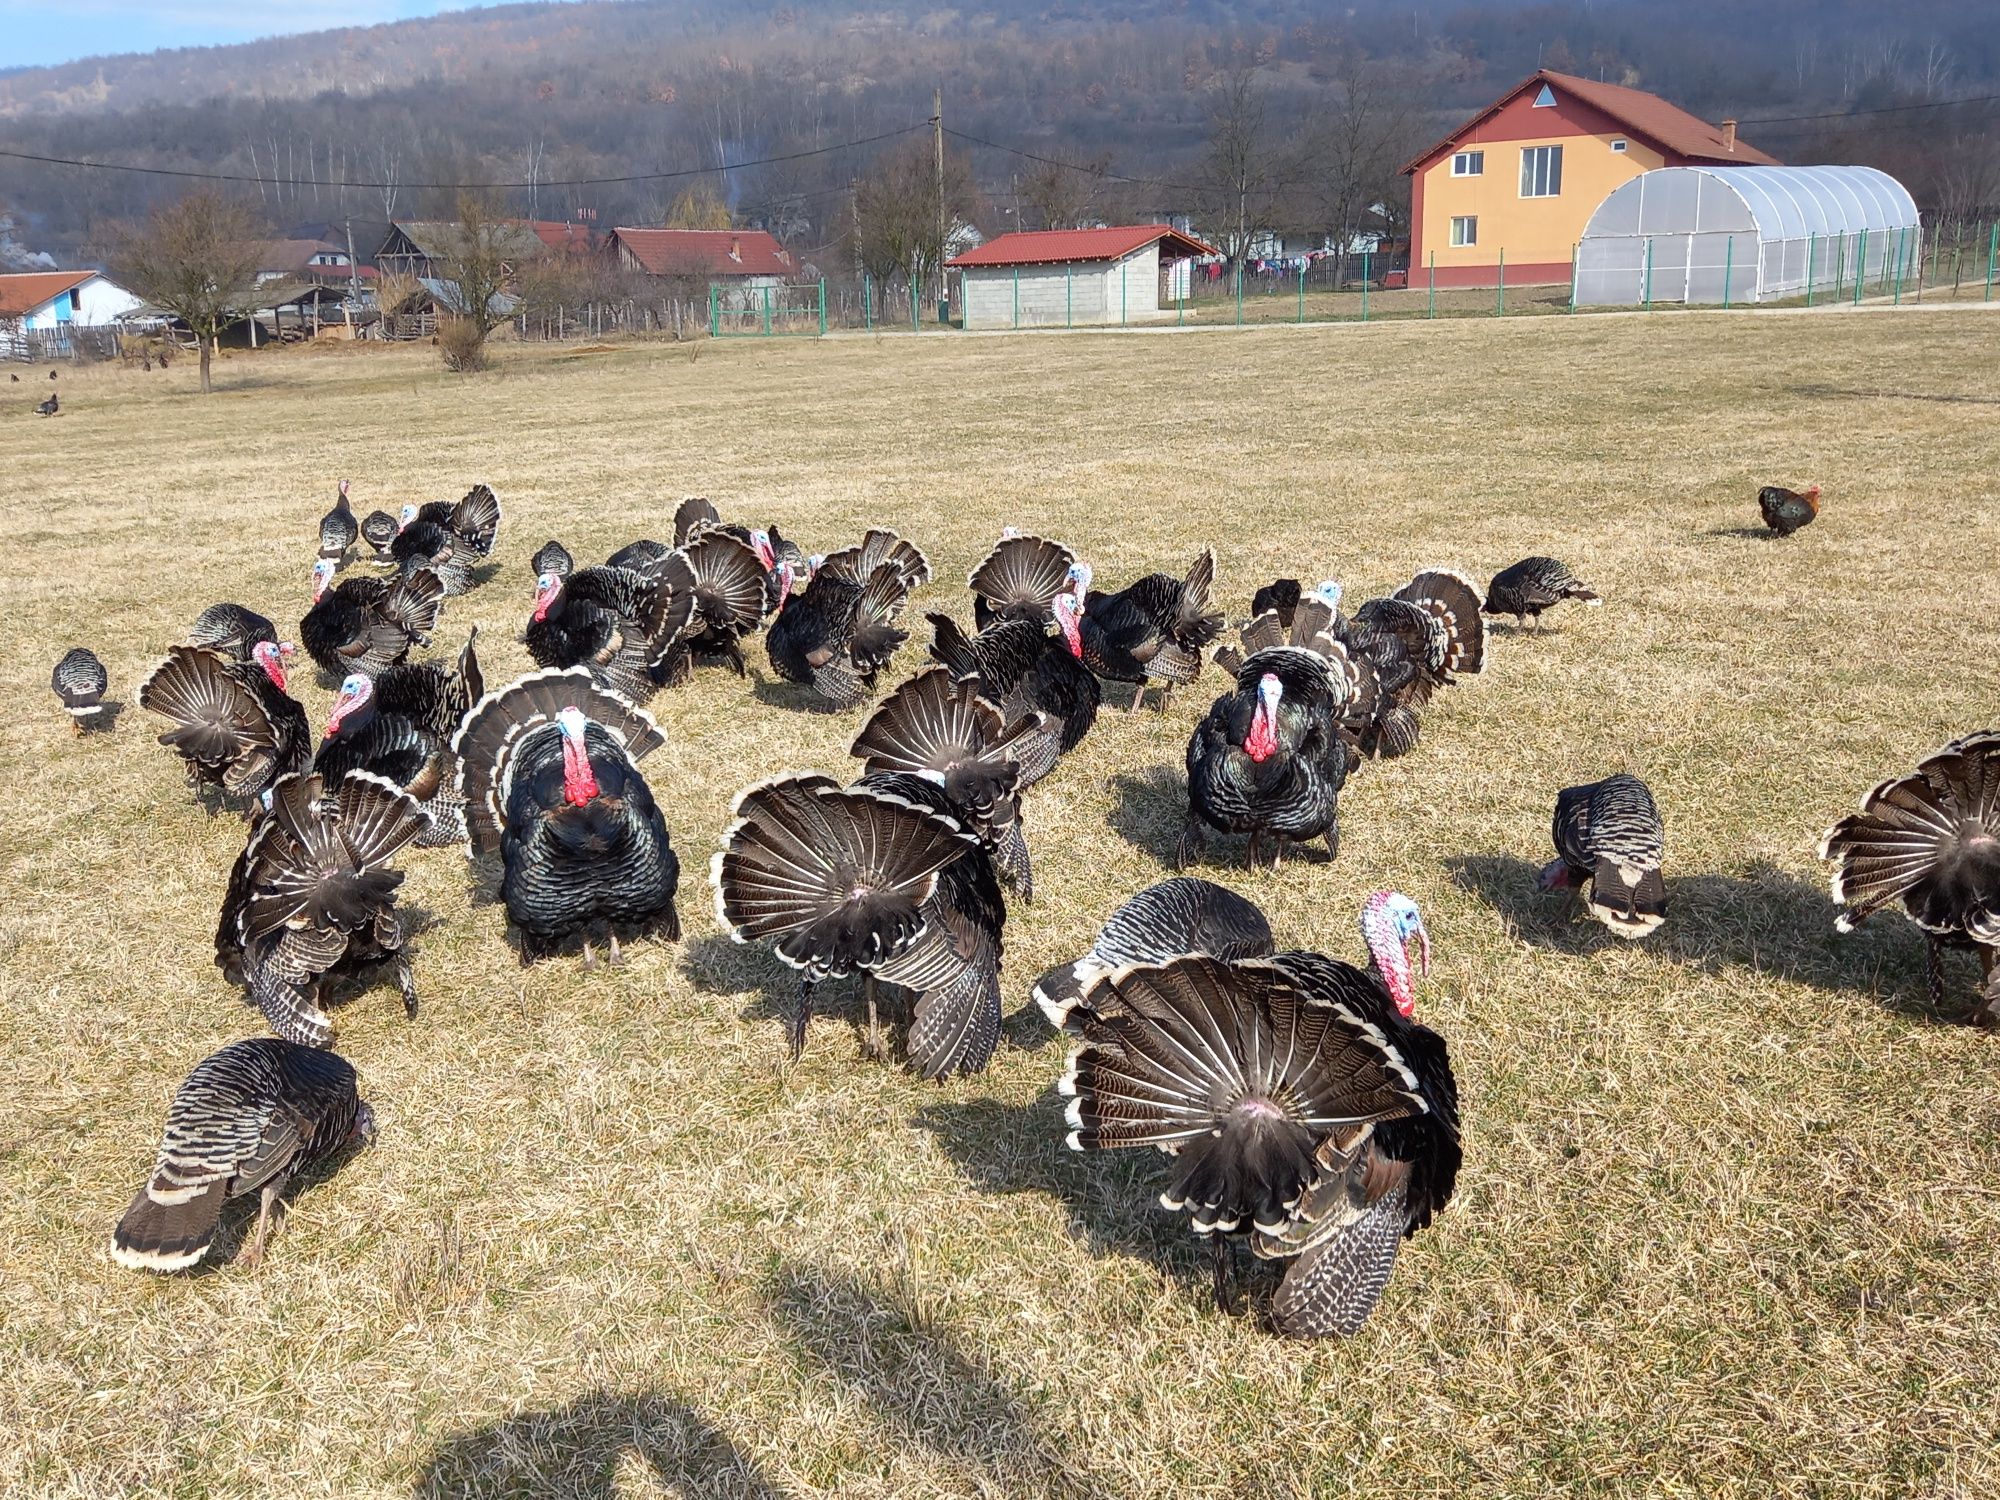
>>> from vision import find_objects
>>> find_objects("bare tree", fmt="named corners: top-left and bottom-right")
top-left (434, 192), bottom-right (523, 372)
top-left (1021, 154), bottom-right (1111, 231)
top-left (1189, 66), bottom-right (1294, 265)
top-left (103, 190), bottom-right (266, 394)
top-left (1310, 51), bottom-right (1421, 281)
top-left (852, 138), bottom-right (981, 306)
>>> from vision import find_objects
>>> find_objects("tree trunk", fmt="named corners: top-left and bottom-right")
top-left (199, 337), bottom-right (213, 393)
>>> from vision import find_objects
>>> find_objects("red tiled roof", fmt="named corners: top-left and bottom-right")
top-left (948, 225), bottom-right (1218, 268)
top-left (529, 221), bottom-right (603, 254)
top-left (611, 227), bottom-right (792, 277)
top-left (1403, 70), bottom-right (1777, 175)
top-left (0, 270), bottom-right (94, 318)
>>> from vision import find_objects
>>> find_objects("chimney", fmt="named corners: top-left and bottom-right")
top-left (729, 235), bottom-right (742, 262)
top-left (1720, 119), bottom-right (1738, 153)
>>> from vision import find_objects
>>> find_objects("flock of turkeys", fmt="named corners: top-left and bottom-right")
top-left (46, 474), bottom-right (1997, 1339)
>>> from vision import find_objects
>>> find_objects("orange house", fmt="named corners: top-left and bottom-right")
top-left (1404, 70), bottom-right (1776, 289)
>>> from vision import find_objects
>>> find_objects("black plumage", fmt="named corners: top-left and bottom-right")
top-left (408, 483), bottom-right (502, 556)
top-left (390, 484), bottom-right (501, 594)
top-left (455, 669), bottom-right (680, 965)
top-left (1758, 483), bottom-right (1820, 537)
top-left (1032, 876), bottom-right (1274, 1028)
top-left (302, 563), bottom-right (445, 679)
top-left (817, 527), bottom-right (931, 592)
top-left (52, 647), bottom-right (109, 732)
top-left (767, 558), bottom-right (918, 709)
top-left (318, 479), bottom-right (358, 564)
top-left (360, 509), bottom-right (401, 563)
top-left (530, 539), bottom-right (574, 579)
top-left (1057, 891), bottom-right (1456, 1336)
top-left (524, 557), bottom-right (696, 704)
top-left (140, 643), bottom-right (310, 801)
top-left (1073, 548), bottom-right (1224, 711)
top-left (1482, 556), bottom-right (1601, 628)
top-left (186, 602), bottom-right (279, 661)
top-left (314, 630), bottom-right (483, 844)
top-left (967, 530), bottom-right (1076, 628)
top-left (1183, 616), bottom-right (1362, 868)
top-left (215, 771), bottom-right (431, 1045)
top-left (713, 771), bottom-right (1004, 1077)
top-left (1342, 569), bottom-right (1485, 757)
top-left (850, 665), bottom-right (1047, 898)
top-left (1251, 578), bottom-right (1302, 628)
top-left (927, 609), bottom-right (1100, 781)
top-left (1541, 772), bottom-right (1668, 938)
top-left (35, 391), bottom-right (58, 416)
top-left (110, 1039), bottom-right (374, 1273)
top-left (670, 529), bottom-right (770, 677)
top-left (1821, 730), bottom-right (2000, 1022)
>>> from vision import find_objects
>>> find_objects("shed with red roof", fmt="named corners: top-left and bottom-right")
top-left (946, 225), bottom-right (1217, 329)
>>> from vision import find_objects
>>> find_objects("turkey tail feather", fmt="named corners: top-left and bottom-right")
top-left (1269, 1185), bottom-right (1407, 1338)
top-left (110, 1181), bottom-right (228, 1272)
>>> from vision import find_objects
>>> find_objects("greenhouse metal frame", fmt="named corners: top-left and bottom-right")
top-left (1574, 165), bottom-right (1921, 307)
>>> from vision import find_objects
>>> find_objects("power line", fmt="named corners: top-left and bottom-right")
top-left (942, 127), bottom-right (1203, 196)
top-left (1737, 91), bottom-right (2000, 126)
top-left (0, 124), bottom-right (927, 191)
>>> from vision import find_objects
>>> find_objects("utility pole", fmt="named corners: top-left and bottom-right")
top-left (344, 214), bottom-right (361, 307)
top-left (933, 86), bottom-right (945, 321)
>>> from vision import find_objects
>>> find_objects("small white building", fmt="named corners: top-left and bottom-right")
top-left (948, 225), bottom-right (1219, 330)
top-left (0, 270), bottom-right (144, 330)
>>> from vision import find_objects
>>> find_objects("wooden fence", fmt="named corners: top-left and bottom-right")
top-left (0, 323), bottom-right (122, 363)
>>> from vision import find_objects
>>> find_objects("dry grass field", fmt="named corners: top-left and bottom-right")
top-left (2, 306), bottom-right (1998, 1499)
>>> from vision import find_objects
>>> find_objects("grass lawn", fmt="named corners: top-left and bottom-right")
top-left (1, 305), bottom-right (1997, 1499)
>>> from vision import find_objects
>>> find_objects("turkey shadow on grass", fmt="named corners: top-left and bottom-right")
top-left (1446, 853), bottom-right (1953, 1018)
top-left (1104, 767), bottom-right (1189, 866)
top-left (412, 1389), bottom-right (792, 1500)
top-left (912, 1095), bottom-right (1259, 1303)
top-left (764, 1261), bottom-right (1107, 1495)
top-left (747, 673), bottom-right (849, 715)
top-left (78, 699), bottom-right (128, 733)
top-left (1702, 525), bottom-right (1782, 540)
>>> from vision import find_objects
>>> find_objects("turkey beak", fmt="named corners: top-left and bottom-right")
top-left (353, 1102), bottom-right (378, 1147)
top-left (776, 565), bottom-right (794, 613)
top-left (1409, 921), bottom-right (1431, 979)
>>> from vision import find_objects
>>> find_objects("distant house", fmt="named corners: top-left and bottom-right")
top-left (0, 269), bottom-right (143, 329)
top-left (284, 219), bottom-right (399, 271)
top-left (376, 220), bottom-right (549, 280)
top-left (609, 228), bottom-right (793, 290)
top-left (255, 240), bottom-right (369, 286)
top-left (946, 225), bottom-right (1218, 330)
top-left (1403, 69), bottom-right (1776, 288)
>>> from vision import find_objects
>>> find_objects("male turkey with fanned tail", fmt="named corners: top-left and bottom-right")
top-left (1341, 568), bottom-right (1486, 758)
top-left (712, 771), bottom-right (1004, 1078)
top-left (314, 629), bottom-right (483, 845)
top-left (140, 642), bottom-right (310, 805)
top-left (215, 771), bottom-right (431, 1046)
top-left (1055, 890), bottom-right (1458, 1337)
top-left (111, 1039), bottom-right (375, 1273)
top-left (390, 483), bottom-right (502, 595)
top-left (966, 528), bottom-right (1077, 628)
top-left (1540, 773), bottom-right (1667, 938)
top-left (454, 669), bottom-right (680, 967)
top-left (1821, 731), bottom-right (2000, 1024)
top-left (927, 601), bottom-right (1099, 775)
top-left (1069, 548), bottom-right (1224, 712)
top-left (303, 559), bottom-right (445, 679)
top-left (767, 532), bottom-right (928, 709)
top-left (524, 551), bottom-right (697, 705)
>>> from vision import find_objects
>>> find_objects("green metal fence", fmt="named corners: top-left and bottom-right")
top-left (709, 281), bottom-right (828, 338)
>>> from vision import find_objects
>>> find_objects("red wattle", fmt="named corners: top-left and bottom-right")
top-left (1244, 706), bottom-right (1277, 763)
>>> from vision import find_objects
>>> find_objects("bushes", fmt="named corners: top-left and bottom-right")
top-left (437, 315), bottom-right (491, 373)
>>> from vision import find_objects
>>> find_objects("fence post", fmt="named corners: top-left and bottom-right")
top-left (1854, 227), bottom-right (1867, 305)
top-left (912, 280), bottom-right (920, 332)
top-left (1066, 265), bottom-right (1073, 329)
top-left (1892, 226), bottom-right (1905, 305)
top-left (1495, 248), bottom-right (1505, 315)
top-left (1643, 238), bottom-right (1652, 310)
top-left (759, 286), bottom-right (770, 335)
top-left (1805, 233), bottom-right (1815, 307)
top-left (1235, 263), bottom-right (1243, 326)
top-left (1722, 235), bottom-right (1733, 309)
top-left (708, 284), bottom-right (719, 337)
top-left (1361, 250), bottom-right (1371, 322)
top-left (818, 279), bottom-right (827, 336)
top-left (1296, 260), bottom-right (1305, 323)
top-left (1013, 266), bottom-right (1019, 330)
top-left (1988, 222), bottom-right (1997, 301)
top-left (1177, 267), bottom-right (1184, 326)
top-left (1568, 242), bottom-right (1577, 313)
top-left (1427, 251), bottom-right (1435, 318)
top-left (1122, 262), bottom-right (1128, 326)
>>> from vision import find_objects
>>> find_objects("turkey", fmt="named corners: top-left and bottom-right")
top-left (185, 602), bottom-right (279, 661)
top-left (360, 508), bottom-right (401, 564)
top-left (524, 555), bottom-right (697, 704)
top-left (928, 606), bottom-right (1100, 781)
top-left (817, 526), bottom-right (931, 593)
top-left (1482, 557), bottom-right (1601, 630)
top-left (34, 391), bottom-right (57, 416)
top-left (52, 647), bottom-right (109, 734)
top-left (1758, 483), bottom-right (1820, 537)
top-left (455, 668), bottom-right (679, 966)
top-left (1032, 876), bottom-right (1274, 1027)
top-left (1070, 549), bottom-right (1225, 712)
top-left (766, 554), bottom-right (920, 709)
top-left (850, 665), bottom-right (1048, 897)
top-left (530, 539), bottom-right (574, 579)
top-left (318, 479), bottom-right (358, 565)
top-left (110, 1039), bottom-right (374, 1273)
top-left (314, 630), bottom-right (483, 845)
top-left (713, 771), bottom-right (1005, 1078)
top-left (140, 643), bottom-right (310, 803)
top-left (1182, 604), bottom-right (1370, 869)
top-left (390, 483), bottom-right (501, 595)
top-left (1820, 731), bottom-right (2000, 1024)
top-left (1251, 578), bottom-right (1302, 628)
top-left (302, 560), bottom-right (445, 679)
top-left (1540, 773), bottom-right (1667, 938)
top-left (667, 528), bottom-right (771, 678)
top-left (1058, 891), bottom-right (1458, 1337)
top-left (214, 770), bottom-right (431, 1045)
top-left (967, 529), bottom-right (1077, 628)
top-left (671, 498), bottom-right (800, 613)
top-left (748, 526), bottom-right (808, 613)
top-left (1343, 569), bottom-right (1485, 758)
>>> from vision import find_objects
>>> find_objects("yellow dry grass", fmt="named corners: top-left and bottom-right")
top-left (2, 307), bottom-right (1998, 1499)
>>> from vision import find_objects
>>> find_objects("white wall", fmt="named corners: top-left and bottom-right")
top-left (24, 274), bottom-right (143, 328)
top-left (961, 243), bottom-right (1166, 329)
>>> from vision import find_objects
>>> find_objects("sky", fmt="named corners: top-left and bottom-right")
top-left (0, 1), bottom-right (490, 72)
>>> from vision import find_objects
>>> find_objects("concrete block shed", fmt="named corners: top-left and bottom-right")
top-left (947, 225), bottom-right (1218, 330)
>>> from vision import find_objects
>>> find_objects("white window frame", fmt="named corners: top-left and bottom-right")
top-left (1450, 215), bottom-right (1478, 248)
top-left (1520, 144), bottom-right (1564, 198)
top-left (1451, 150), bottom-right (1485, 177)
top-left (1610, 138), bottom-right (1628, 153)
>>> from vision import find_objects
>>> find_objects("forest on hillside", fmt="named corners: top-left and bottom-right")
top-left (1, 0), bottom-right (1996, 268)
